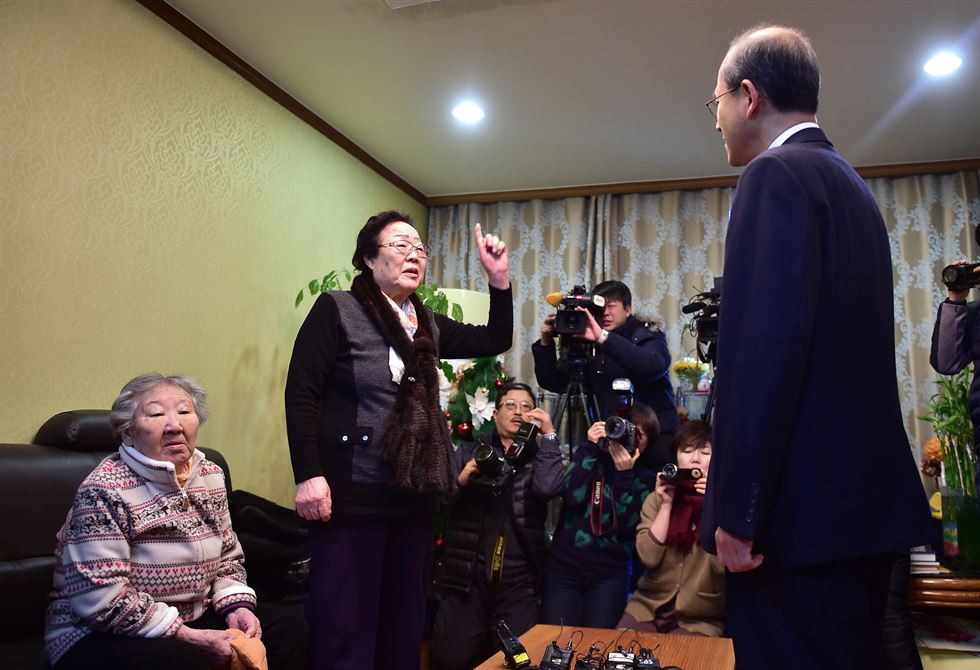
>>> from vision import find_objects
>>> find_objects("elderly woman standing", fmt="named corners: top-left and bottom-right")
top-left (285, 210), bottom-right (512, 670)
top-left (45, 374), bottom-right (307, 670)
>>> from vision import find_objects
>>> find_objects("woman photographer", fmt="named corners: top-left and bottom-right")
top-left (540, 404), bottom-right (660, 628)
top-left (618, 420), bottom-right (725, 635)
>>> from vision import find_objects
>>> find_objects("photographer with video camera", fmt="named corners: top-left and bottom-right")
top-left (931, 257), bottom-right (980, 481)
top-left (532, 280), bottom-right (678, 467)
top-left (540, 397), bottom-right (661, 628)
top-left (618, 420), bottom-right (725, 636)
top-left (430, 383), bottom-right (564, 670)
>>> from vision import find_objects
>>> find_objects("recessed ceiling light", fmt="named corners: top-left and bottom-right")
top-left (923, 51), bottom-right (962, 76)
top-left (452, 101), bottom-right (485, 125)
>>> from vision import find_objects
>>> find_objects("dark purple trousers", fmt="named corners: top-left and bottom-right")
top-left (307, 516), bottom-right (433, 670)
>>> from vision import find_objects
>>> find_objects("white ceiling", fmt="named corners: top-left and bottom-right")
top-left (166, 0), bottom-right (980, 198)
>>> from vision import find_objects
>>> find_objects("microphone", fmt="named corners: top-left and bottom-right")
top-left (681, 301), bottom-right (707, 314)
top-left (545, 292), bottom-right (564, 308)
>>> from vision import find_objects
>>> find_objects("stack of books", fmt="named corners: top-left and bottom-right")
top-left (910, 546), bottom-right (942, 574)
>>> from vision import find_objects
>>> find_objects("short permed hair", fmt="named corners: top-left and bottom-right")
top-left (109, 373), bottom-right (209, 441)
top-left (722, 24), bottom-right (820, 115)
top-left (351, 210), bottom-right (417, 274)
top-left (594, 280), bottom-right (632, 309)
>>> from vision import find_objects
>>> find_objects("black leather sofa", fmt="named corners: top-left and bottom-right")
top-left (0, 410), bottom-right (305, 670)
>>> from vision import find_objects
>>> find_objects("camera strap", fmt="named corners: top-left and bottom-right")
top-left (484, 493), bottom-right (509, 585)
top-left (588, 475), bottom-right (618, 537)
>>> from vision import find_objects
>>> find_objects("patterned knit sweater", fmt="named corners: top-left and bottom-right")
top-left (44, 445), bottom-right (256, 665)
top-left (549, 441), bottom-right (658, 572)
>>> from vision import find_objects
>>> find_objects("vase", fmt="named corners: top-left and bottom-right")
top-left (940, 486), bottom-right (980, 572)
top-left (676, 376), bottom-right (698, 393)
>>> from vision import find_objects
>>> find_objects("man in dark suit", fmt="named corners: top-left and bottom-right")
top-left (700, 24), bottom-right (933, 669)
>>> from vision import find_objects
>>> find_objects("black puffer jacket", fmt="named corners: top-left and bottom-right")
top-left (437, 430), bottom-right (563, 594)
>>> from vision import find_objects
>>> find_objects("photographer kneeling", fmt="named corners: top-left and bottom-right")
top-left (618, 420), bottom-right (725, 636)
top-left (532, 280), bottom-right (677, 468)
top-left (540, 403), bottom-right (661, 628)
top-left (430, 383), bottom-right (564, 670)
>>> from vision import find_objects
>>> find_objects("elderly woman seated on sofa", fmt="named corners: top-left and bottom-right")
top-left (44, 373), bottom-right (307, 670)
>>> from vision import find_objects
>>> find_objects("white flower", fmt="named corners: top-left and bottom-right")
top-left (465, 386), bottom-right (495, 429)
top-left (438, 368), bottom-right (453, 410)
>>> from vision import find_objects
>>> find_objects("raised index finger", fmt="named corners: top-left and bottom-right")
top-left (474, 222), bottom-right (485, 247)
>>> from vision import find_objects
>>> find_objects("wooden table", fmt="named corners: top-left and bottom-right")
top-left (473, 624), bottom-right (735, 670)
top-left (909, 572), bottom-right (980, 609)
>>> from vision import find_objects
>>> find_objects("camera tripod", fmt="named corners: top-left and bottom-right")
top-left (551, 375), bottom-right (601, 447)
top-left (700, 341), bottom-right (718, 426)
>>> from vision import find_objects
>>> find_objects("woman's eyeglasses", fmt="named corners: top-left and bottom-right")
top-left (378, 240), bottom-right (432, 258)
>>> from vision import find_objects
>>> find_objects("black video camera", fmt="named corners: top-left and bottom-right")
top-left (601, 378), bottom-right (637, 454)
top-left (659, 462), bottom-right (703, 484)
top-left (553, 285), bottom-right (606, 335)
top-left (682, 276), bottom-right (723, 365)
top-left (942, 262), bottom-right (980, 292)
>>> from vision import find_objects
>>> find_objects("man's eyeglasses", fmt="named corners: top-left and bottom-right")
top-left (705, 87), bottom-right (739, 118)
top-left (499, 400), bottom-right (534, 412)
top-left (378, 240), bottom-right (432, 259)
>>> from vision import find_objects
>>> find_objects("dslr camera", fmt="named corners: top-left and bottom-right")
top-left (552, 285), bottom-right (606, 335)
top-left (472, 442), bottom-right (514, 489)
top-left (472, 422), bottom-right (541, 489)
top-left (942, 262), bottom-right (980, 292)
top-left (601, 378), bottom-right (638, 455)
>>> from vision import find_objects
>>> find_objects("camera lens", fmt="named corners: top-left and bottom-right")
top-left (605, 416), bottom-right (628, 440)
top-left (473, 443), bottom-right (504, 478)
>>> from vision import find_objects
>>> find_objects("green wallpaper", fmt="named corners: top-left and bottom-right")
top-left (0, 0), bottom-right (426, 505)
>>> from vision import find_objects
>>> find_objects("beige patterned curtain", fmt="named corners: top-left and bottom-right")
top-left (429, 170), bottom-right (980, 455)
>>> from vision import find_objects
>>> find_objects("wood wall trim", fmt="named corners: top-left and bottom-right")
top-left (425, 175), bottom-right (740, 207)
top-left (135, 0), bottom-right (426, 204)
top-left (425, 157), bottom-right (980, 207)
top-left (854, 158), bottom-right (980, 180)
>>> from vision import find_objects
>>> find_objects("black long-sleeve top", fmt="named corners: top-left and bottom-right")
top-left (284, 285), bottom-right (513, 521)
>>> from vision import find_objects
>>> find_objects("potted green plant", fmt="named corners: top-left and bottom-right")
top-left (921, 367), bottom-right (980, 570)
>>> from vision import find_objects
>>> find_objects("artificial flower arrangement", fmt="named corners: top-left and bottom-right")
top-left (921, 435), bottom-right (943, 479)
top-left (673, 357), bottom-right (710, 390)
top-left (440, 357), bottom-right (512, 444)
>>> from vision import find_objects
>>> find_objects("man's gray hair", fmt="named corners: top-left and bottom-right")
top-left (109, 373), bottom-right (209, 440)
